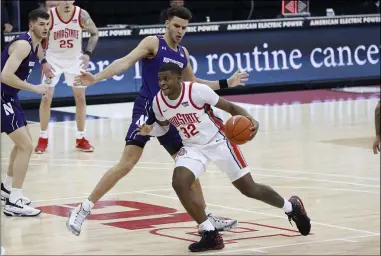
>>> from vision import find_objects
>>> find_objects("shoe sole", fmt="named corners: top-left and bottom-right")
top-left (34, 150), bottom-right (45, 154)
top-left (189, 243), bottom-right (225, 252)
top-left (76, 148), bottom-right (94, 152)
top-left (66, 211), bottom-right (80, 236)
top-left (3, 209), bottom-right (41, 217)
top-left (290, 196), bottom-right (311, 236)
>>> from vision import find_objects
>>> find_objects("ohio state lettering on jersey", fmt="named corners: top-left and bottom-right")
top-left (53, 28), bottom-right (80, 40)
top-left (153, 82), bottom-right (221, 145)
top-left (46, 6), bottom-right (83, 59)
top-left (169, 113), bottom-right (201, 128)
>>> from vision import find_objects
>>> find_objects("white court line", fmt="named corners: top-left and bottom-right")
top-left (31, 185), bottom-right (380, 204)
top-left (197, 234), bottom-right (378, 255)
top-left (2, 157), bottom-right (378, 181)
top-left (3, 161), bottom-right (376, 189)
top-left (138, 191), bottom-right (380, 236)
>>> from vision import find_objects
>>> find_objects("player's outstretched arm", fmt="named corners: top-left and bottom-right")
top-left (181, 47), bottom-right (249, 90)
top-left (1, 40), bottom-right (48, 94)
top-left (75, 36), bottom-right (157, 86)
top-left (373, 100), bottom-right (380, 154)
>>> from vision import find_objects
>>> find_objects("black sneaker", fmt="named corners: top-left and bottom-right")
top-left (189, 229), bottom-right (224, 252)
top-left (286, 195), bottom-right (311, 236)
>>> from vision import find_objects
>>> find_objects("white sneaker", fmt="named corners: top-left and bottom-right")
top-left (1, 183), bottom-right (31, 205)
top-left (1, 246), bottom-right (5, 255)
top-left (198, 214), bottom-right (238, 234)
top-left (66, 204), bottom-right (90, 236)
top-left (3, 198), bottom-right (41, 217)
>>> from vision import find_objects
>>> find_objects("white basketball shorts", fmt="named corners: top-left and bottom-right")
top-left (175, 132), bottom-right (250, 182)
top-left (42, 55), bottom-right (85, 88)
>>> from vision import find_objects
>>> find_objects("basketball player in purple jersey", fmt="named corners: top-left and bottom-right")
top-left (67, 6), bottom-right (248, 235)
top-left (0, 9), bottom-right (50, 216)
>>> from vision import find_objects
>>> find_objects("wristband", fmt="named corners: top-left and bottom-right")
top-left (219, 79), bottom-right (228, 89)
top-left (41, 58), bottom-right (47, 64)
top-left (84, 50), bottom-right (92, 58)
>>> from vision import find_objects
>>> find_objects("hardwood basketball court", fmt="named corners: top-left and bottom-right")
top-left (1, 90), bottom-right (380, 255)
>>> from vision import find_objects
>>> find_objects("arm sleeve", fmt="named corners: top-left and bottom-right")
top-left (191, 82), bottom-right (220, 107)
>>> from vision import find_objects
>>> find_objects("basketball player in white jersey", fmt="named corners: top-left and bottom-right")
top-left (138, 63), bottom-right (312, 252)
top-left (35, 0), bottom-right (99, 153)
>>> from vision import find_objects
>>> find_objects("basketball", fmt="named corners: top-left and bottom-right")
top-left (224, 115), bottom-right (253, 145)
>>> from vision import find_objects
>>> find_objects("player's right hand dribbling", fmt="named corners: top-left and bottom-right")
top-left (74, 71), bottom-right (96, 86)
top-left (33, 84), bottom-right (49, 95)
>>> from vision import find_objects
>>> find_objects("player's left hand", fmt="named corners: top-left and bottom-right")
top-left (227, 69), bottom-right (249, 87)
top-left (137, 123), bottom-right (153, 136)
top-left (80, 54), bottom-right (90, 70)
top-left (373, 135), bottom-right (380, 154)
top-left (246, 116), bottom-right (259, 140)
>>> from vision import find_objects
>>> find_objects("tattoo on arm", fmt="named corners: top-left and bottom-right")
top-left (376, 101), bottom-right (380, 136)
top-left (80, 9), bottom-right (99, 54)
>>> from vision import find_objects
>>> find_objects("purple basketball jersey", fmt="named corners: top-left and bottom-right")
top-left (1, 32), bottom-right (38, 97)
top-left (139, 35), bottom-right (188, 100)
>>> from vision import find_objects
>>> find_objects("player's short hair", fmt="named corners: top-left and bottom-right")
top-left (167, 6), bottom-right (192, 21)
top-left (28, 8), bottom-right (50, 22)
top-left (158, 63), bottom-right (182, 76)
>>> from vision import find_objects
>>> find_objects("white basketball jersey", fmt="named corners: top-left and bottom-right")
top-left (46, 6), bottom-right (83, 60)
top-left (154, 82), bottom-right (222, 146)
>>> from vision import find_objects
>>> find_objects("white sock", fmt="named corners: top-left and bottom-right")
top-left (199, 219), bottom-right (215, 232)
top-left (3, 175), bottom-right (12, 190)
top-left (76, 131), bottom-right (85, 139)
top-left (82, 199), bottom-right (94, 212)
top-left (282, 198), bottom-right (293, 213)
top-left (204, 206), bottom-right (211, 216)
top-left (40, 130), bottom-right (48, 139)
top-left (9, 188), bottom-right (23, 203)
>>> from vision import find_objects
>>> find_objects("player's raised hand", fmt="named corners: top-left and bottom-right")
top-left (41, 61), bottom-right (55, 79)
top-left (74, 71), bottom-right (96, 86)
top-left (227, 69), bottom-right (249, 87)
top-left (80, 54), bottom-right (90, 70)
top-left (137, 123), bottom-right (153, 136)
top-left (246, 116), bottom-right (259, 140)
top-left (33, 84), bottom-right (49, 95)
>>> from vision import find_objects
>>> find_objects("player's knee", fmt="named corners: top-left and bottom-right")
top-left (115, 160), bottom-right (135, 177)
top-left (41, 93), bottom-right (53, 105)
top-left (17, 138), bottom-right (33, 154)
top-left (73, 92), bottom-right (86, 106)
top-left (172, 167), bottom-right (192, 192)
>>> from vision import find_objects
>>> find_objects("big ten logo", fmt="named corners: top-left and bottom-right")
top-left (150, 222), bottom-right (305, 244)
top-left (38, 200), bottom-right (307, 243)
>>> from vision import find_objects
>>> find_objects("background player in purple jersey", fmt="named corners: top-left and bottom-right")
top-left (67, 6), bottom-right (248, 235)
top-left (0, 9), bottom-right (50, 217)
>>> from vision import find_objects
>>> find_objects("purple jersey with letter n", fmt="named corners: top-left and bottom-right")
top-left (1, 32), bottom-right (38, 134)
top-left (125, 35), bottom-right (188, 153)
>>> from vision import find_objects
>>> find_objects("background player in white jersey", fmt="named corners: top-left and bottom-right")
top-left (35, 0), bottom-right (99, 153)
top-left (138, 63), bottom-right (312, 252)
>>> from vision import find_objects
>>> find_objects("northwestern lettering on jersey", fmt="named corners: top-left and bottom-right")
top-left (53, 28), bottom-right (80, 40)
top-left (163, 57), bottom-right (184, 68)
top-left (169, 113), bottom-right (201, 127)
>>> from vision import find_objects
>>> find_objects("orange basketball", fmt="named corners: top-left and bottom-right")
top-left (224, 115), bottom-right (253, 145)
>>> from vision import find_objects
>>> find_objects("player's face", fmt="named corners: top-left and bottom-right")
top-left (166, 16), bottom-right (189, 43)
top-left (158, 71), bottom-right (182, 97)
top-left (59, 0), bottom-right (75, 12)
top-left (30, 18), bottom-right (50, 39)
